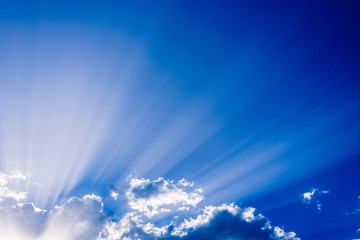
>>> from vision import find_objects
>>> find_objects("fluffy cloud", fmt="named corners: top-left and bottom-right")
top-left (0, 202), bottom-right (47, 239)
top-left (40, 194), bottom-right (105, 240)
top-left (0, 171), bottom-right (27, 206)
top-left (174, 204), bottom-right (300, 240)
top-left (0, 171), bottom-right (47, 239)
top-left (98, 212), bottom-right (170, 240)
top-left (99, 176), bottom-right (300, 240)
top-left (171, 204), bottom-right (300, 240)
top-left (0, 171), bottom-right (105, 240)
top-left (302, 188), bottom-right (329, 210)
top-left (99, 203), bottom-right (300, 240)
top-left (125, 177), bottom-right (204, 218)
top-left (0, 172), bottom-right (300, 240)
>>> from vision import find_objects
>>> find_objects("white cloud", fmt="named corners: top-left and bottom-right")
top-left (274, 227), bottom-right (298, 240)
top-left (0, 202), bottom-right (47, 239)
top-left (0, 171), bottom-right (47, 239)
top-left (0, 171), bottom-right (27, 206)
top-left (302, 188), bottom-right (329, 210)
top-left (126, 177), bottom-right (204, 218)
top-left (0, 172), bottom-right (300, 240)
top-left (170, 203), bottom-right (299, 239)
top-left (0, 171), bottom-right (105, 240)
top-left (171, 203), bottom-right (241, 237)
top-left (302, 188), bottom-right (317, 203)
top-left (177, 178), bottom-right (194, 187)
top-left (98, 212), bottom-right (170, 240)
top-left (107, 184), bottom-right (121, 201)
top-left (111, 191), bottom-right (119, 200)
top-left (0, 191), bottom-right (104, 240)
top-left (40, 194), bottom-right (105, 240)
top-left (98, 177), bottom-right (300, 239)
top-left (99, 202), bottom-right (300, 240)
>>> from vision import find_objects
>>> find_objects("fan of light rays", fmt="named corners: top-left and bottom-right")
top-left (0, 23), bottom-right (224, 209)
top-left (0, 24), bottom-right (153, 207)
top-left (1, 21), bottom-right (357, 213)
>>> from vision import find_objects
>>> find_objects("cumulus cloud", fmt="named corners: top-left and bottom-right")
top-left (126, 177), bottom-right (204, 218)
top-left (0, 171), bottom-right (47, 239)
top-left (0, 201), bottom-right (47, 239)
top-left (169, 203), bottom-right (299, 240)
top-left (99, 203), bottom-right (300, 240)
top-left (40, 194), bottom-right (106, 240)
top-left (98, 212), bottom-right (170, 240)
top-left (0, 172), bottom-right (300, 240)
top-left (98, 176), bottom-right (300, 240)
top-left (0, 171), bottom-right (27, 206)
top-left (0, 171), bottom-right (105, 240)
top-left (302, 188), bottom-right (329, 210)
top-left (172, 205), bottom-right (300, 240)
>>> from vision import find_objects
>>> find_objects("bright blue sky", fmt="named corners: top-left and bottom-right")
top-left (0, 1), bottom-right (359, 240)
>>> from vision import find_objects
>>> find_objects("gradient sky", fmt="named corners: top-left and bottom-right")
top-left (0, 1), bottom-right (360, 240)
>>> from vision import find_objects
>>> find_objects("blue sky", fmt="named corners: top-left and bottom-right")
top-left (0, 1), bottom-right (359, 239)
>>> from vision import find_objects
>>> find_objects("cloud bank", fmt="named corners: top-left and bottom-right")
top-left (98, 202), bottom-right (299, 240)
top-left (0, 171), bottom-right (300, 240)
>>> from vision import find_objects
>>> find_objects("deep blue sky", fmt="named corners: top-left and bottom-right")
top-left (0, 1), bottom-right (360, 239)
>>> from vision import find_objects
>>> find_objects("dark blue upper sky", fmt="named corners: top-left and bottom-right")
top-left (0, 1), bottom-right (360, 239)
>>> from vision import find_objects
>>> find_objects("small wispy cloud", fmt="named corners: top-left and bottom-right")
top-left (302, 188), bottom-right (330, 211)
top-left (355, 196), bottom-right (360, 213)
top-left (107, 184), bottom-right (120, 201)
top-left (346, 196), bottom-right (360, 215)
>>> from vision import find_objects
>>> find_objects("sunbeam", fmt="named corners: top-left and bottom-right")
top-left (0, 1), bottom-right (360, 239)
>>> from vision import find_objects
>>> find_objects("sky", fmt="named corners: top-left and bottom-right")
top-left (0, 1), bottom-right (359, 239)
